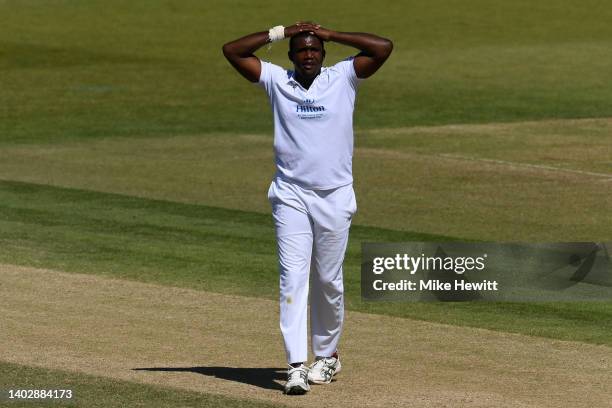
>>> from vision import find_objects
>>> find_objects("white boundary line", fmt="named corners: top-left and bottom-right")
top-left (357, 117), bottom-right (612, 181)
top-left (438, 153), bottom-right (612, 180)
top-left (356, 147), bottom-right (612, 181)
top-left (359, 117), bottom-right (612, 136)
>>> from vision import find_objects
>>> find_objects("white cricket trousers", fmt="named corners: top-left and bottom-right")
top-left (268, 177), bottom-right (356, 364)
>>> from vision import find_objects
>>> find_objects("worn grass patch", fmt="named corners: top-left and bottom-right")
top-left (1, 120), bottom-right (610, 240)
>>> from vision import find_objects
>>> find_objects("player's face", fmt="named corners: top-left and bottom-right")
top-left (290, 35), bottom-right (325, 79)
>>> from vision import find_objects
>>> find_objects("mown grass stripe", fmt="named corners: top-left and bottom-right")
top-left (2, 1), bottom-right (612, 143)
top-left (1, 180), bottom-right (611, 346)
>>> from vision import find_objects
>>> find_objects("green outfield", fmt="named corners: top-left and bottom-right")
top-left (1, 1), bottom-right (611, 407)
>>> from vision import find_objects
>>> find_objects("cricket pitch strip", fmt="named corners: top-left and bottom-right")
top-left (1, 264), bottom-right (611, 408)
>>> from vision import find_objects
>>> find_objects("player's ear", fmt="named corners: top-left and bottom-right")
top-left (288, 50), bottom-right (294, 62)
top-left (322, 49), bottom-right (326, 61)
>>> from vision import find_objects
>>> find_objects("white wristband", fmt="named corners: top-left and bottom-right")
top-left (268, 25), bottom-right (285, 42)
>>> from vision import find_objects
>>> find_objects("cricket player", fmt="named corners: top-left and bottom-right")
top-left (222, 22), bottom-right (392, 394)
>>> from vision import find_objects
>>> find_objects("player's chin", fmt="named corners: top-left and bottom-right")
top-left (301, 65), bottom-right (319, 76)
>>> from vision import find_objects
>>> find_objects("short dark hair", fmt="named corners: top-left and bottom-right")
top-left (289, 32), bottom-right (324, 54)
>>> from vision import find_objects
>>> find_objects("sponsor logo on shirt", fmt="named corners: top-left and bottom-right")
top-left (296, 99), bottom-right (326, 120)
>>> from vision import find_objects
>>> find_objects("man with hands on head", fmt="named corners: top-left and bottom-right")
top-left (222, 22), bottom-right (392, 395)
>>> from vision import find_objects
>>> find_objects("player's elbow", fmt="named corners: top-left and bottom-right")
top-left (381, 38), bottom-right (393, 58)
top-left (370, 38), bottom-right (393, 62)
top-left (222, 42), bottom-right (240, 62)
top-left (222, 43), bottom-right (232, 59)
top-left (371, 39), bottom-right (393, 65)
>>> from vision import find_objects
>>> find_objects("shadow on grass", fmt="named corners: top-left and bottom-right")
top-left (132, 366), bottom-right (286, 391)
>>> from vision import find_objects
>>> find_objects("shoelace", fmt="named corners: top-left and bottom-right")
top-left (310, 357), bottom-right (335, 370)
top-left (288, 366), bottom-right (308, 383)
top-left (310, 358), bottom-right (336, 381)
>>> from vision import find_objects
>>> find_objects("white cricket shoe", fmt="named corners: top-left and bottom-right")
top-left (308, 356), bottom-right (341, 384)
top-left (284, 364), bottom-right (310, 395)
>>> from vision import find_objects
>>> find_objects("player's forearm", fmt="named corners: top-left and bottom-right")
top-left (222, 31), bottom-right (269, 60)
top-left (328, 32), bottom-right (393, 60)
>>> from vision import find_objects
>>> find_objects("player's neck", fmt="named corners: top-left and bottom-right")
top-left (295, 71), bottom-right (320, 90)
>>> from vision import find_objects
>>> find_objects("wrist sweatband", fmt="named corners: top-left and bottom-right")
top-left (268, 25), bottom-right (285, 42)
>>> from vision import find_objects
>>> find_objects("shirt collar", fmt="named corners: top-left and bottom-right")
top-left (286, 68), bottom-right (324, 90)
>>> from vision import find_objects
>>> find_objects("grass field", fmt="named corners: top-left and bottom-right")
top-left (1, 1), bottom-right (611, 407)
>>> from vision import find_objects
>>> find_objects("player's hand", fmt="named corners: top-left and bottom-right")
top-left (311, 25), bottom-right (335, 42)
top-left (284, 22), bottom-right (319, 38)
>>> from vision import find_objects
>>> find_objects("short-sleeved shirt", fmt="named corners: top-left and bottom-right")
top-left (257, 58), bottom-right (362, 190)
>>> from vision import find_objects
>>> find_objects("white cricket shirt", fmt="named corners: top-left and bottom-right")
top-left (257, 58), bottom-right (362, 190)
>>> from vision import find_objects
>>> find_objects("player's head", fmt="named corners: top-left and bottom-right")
top-left (288, 32), bottom-right (325, 79)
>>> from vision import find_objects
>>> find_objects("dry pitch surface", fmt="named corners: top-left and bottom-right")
top-left (2, 264), bottom-right (611, 408)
